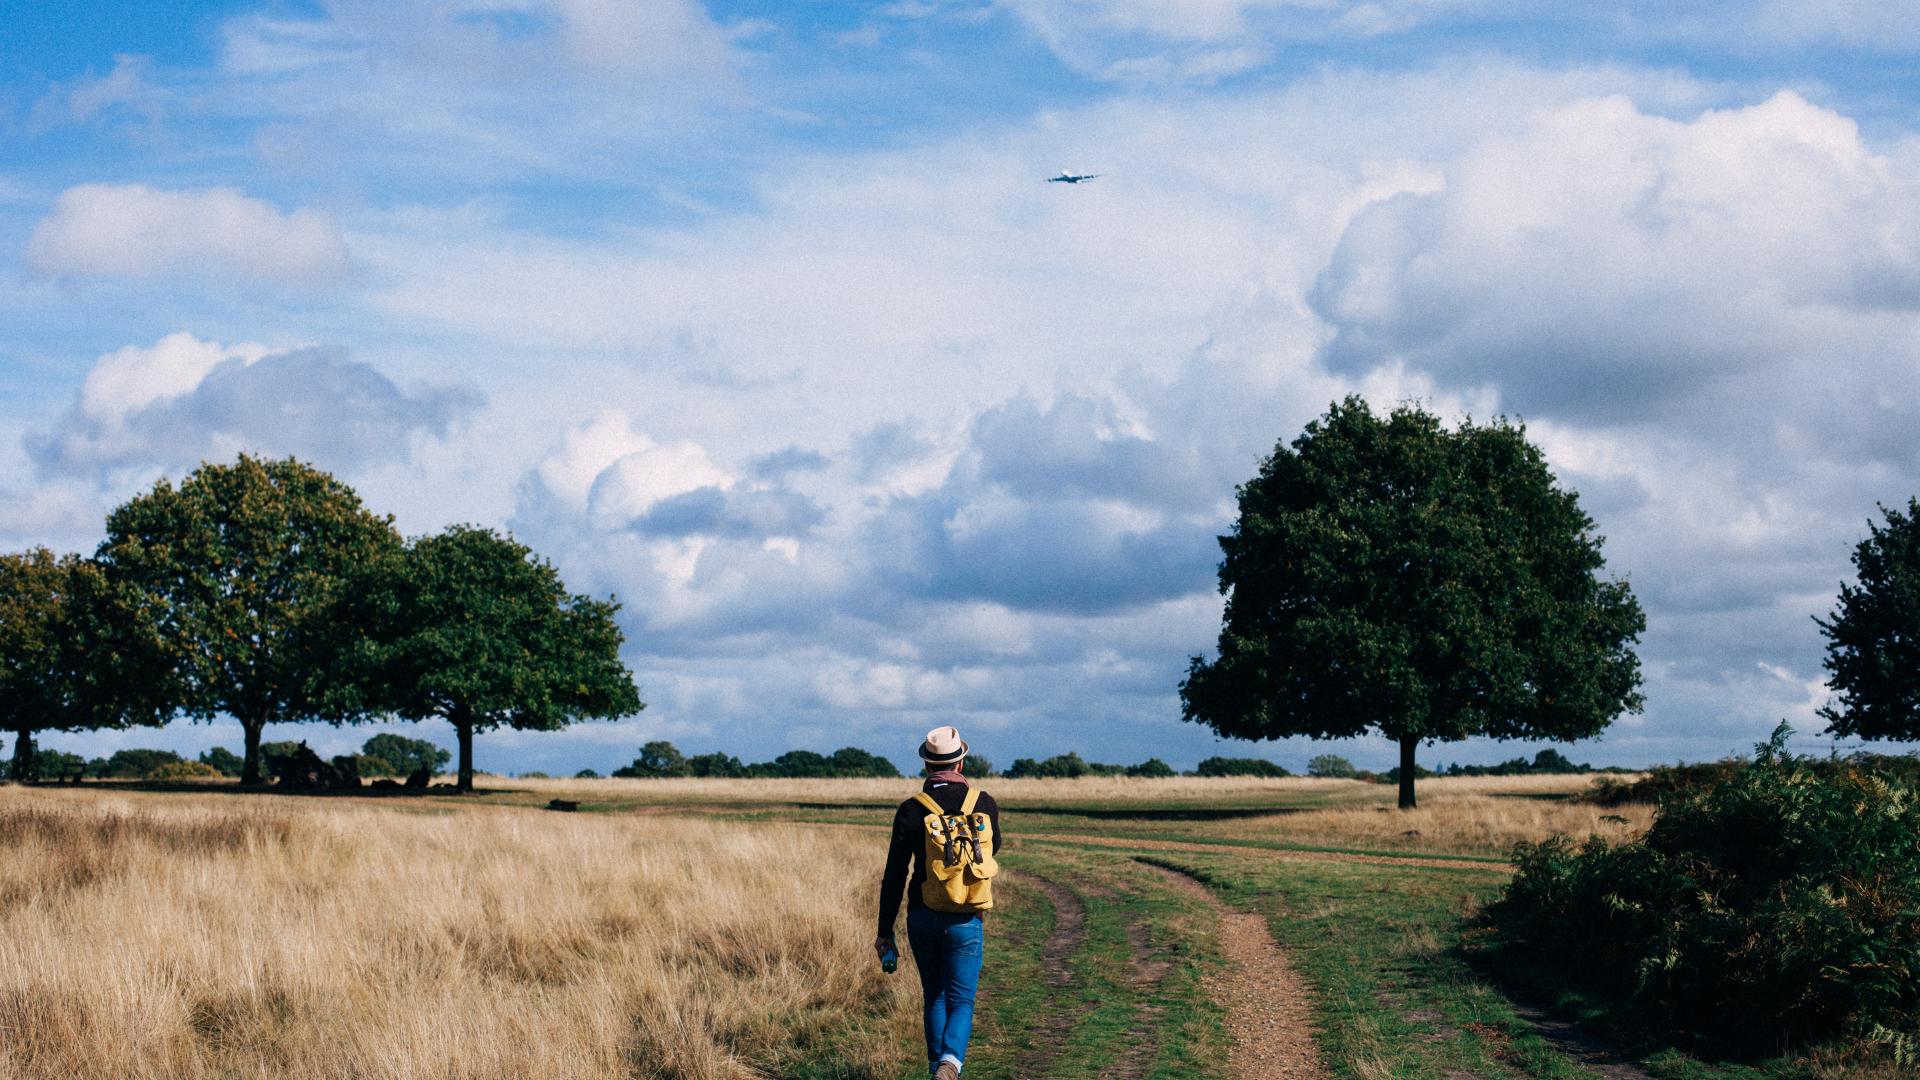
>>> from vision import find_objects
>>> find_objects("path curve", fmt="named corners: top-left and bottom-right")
top-left (1141, 862), bottom-right (1328, 1080)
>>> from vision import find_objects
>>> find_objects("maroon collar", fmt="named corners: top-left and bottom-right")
top-left (923, 769), bottom-right (966, 786)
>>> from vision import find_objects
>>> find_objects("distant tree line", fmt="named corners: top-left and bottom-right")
top-left (1, 455), bottom-right (641, 792)
top-left (24, 737), bottom-right (1630, 784)
top-left (9, 733), bottom-right (455, 784)
top-left (606, 740), bottom-right (905, 779)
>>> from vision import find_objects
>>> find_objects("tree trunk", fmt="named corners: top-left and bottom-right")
top-left (11, 728), bottom-right (34, 784)
top-left (240, 720), bottom-right (265, 786)
top-left (1398, 735), bottom-right (1418, 810)
top-left (456, 718), bottom-right (475, 793)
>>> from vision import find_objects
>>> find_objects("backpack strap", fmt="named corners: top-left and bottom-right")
top-left (960, 787), bottom-right (981, 815)
top-left (912, 792), bottom-right (944, 817)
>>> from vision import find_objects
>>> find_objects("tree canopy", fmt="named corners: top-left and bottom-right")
top-left (344, 524), bottom-right (642, 791)
top-left (358, 733), bottom-right (451, 778)
top-left (1818, 498), bottom-right (1920, 741)
top-left (1307, 754), bottom-right (1358, 778)
top-left (614, 740), bottom-right (688, 778)
top-left (0, 548), bottom-right (169, 781)
top-left (609, 741), bottom-right (904, 779)
top-left (97, 455), bottom-right (401, 784)
top-left (1180, 397), bottom-right (1645, 808)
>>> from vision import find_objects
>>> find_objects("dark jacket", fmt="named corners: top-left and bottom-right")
top-left (877, 778), bottom-right (1003, 938)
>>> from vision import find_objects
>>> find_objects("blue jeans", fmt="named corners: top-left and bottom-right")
top-left (906, 907), bottom-right (984, 1073)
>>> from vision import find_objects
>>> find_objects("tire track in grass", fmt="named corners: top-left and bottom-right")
top-left (1015, 872), bottom-right (1089, 1079)
top-left (1139, 861), bottom-right (1328, 1080)
top-left (1079, 879), bottom-right (1170, 1080)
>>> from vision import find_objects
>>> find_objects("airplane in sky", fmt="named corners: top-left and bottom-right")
top-left (1047, 171), bottom-right (1102, 184)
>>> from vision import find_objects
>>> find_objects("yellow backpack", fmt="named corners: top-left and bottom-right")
top-left (914, 788), bottom-right (998, 913)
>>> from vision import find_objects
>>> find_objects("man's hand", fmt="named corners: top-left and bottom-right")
top-left (873, 935), bottom-right (894, 960)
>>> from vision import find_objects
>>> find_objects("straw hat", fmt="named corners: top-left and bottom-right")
top-left (918, 726), bottom-right (968, 765)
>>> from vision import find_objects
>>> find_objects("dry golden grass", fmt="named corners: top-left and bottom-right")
top-left (1211, 774), bottom-right (1655, 856)
top-left (498, 773), bottom-right (1650, 857)
top-left (0, 787), bottom-right (915, 1079)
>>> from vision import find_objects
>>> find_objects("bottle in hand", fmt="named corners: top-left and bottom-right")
top-left (880, 941), bottom-right (898, 974)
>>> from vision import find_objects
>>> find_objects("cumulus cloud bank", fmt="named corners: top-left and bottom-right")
top-left (1313, 92), bottom-right (1920, 422)
top-left (25, 184), bottom-right (352, 284)
top-left (29, 333), bottom-right (480, 477)
top-left (13, 0), bottom-right (1920, 774)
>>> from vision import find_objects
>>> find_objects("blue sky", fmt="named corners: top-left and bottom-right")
top-left (5, 0), bottom-right (1920, 776)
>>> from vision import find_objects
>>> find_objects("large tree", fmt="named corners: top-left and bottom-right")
top-left (1817, 498), bottom-right (1920, 741)
top-left (1181, 398), bottom-right (1645, 809)
top-left (344, 525), bottom-right (642, 792)
top-left (0, 549), bottom-right (171, 781)
top-left (97, 455), bottom-right (401, 784)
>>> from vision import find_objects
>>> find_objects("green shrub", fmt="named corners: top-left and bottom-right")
top-left (198, 746), bottom-right (245, 777)
top-left (1582, 758), bottom-right (1743, 805)
top-left (1375, 761), bottom-right (1435, 785)
top-left (360, 733), bottom-right (451, 777)
top-left (622, 743), bottom-right (904, 779)
top-left (1005, 753), bottom-right (1091, 779)
top-left (685, 752), bottom-right (745, 778)
top-left (1489, 723), bottom-right (1920, 1052)
top-left (1306, 754), bottom-right (1357, 778)
top-left (1193, 756), bottom-right (1289, 778)
top-left (1126, 758), bottom-right (1176, 778)
top-left (98, 748), bottom-right (185, 779)
top-left (1584, 751), bottom-right (1920, 806)
top-left (147, 760), bottom-right (223, 780)
top-left (614, 740), bottom-right (691, 778)
top-left (259, 741), bottom-right (306, 774)
top-left (7, 749), bottom-right (89, 781)
top-left (824, 747), bottom-right (902, 778)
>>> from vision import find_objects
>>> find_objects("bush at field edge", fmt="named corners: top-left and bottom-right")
top-left (1486, 722), bottom-right (1920, 1056)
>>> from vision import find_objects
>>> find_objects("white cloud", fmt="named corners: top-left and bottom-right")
top-left (999, 1), bottom-right (1920, 83)
top-left (523, 409), bottom-right (732, 526)
top-left (29, 334), bottom-right (479, 478)
top-left (1313, 91), bottom-right (1920, 420)
top-left (0, 481), bottom-right (102, 550)
top-left (30, 54), bottom-right (166, 129)
top-left (210, 0), bottom-right (747, 183)
top-left (25, 184), bottom-right (353, 285)
top-left (588, 443), bottom-right (733, 528)
top-left (76, 332), bottom-right (272, 425)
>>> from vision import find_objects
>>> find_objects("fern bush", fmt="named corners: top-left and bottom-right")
top-left (1490, 723), bottom-right (1920, 1051)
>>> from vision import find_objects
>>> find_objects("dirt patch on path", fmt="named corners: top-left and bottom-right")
top-left (1142, 862), bottom-right (1328, 1080)
top-left (1015, 872), bottom-right (1090, 1079)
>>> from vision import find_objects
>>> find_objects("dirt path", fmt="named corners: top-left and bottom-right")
top-left (1142, 862), bottom-right (1328, 1080)
top-left (1014, 872), bottom-right (1090, 1080)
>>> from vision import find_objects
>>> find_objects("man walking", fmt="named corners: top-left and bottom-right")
top-left (876, 726), bottom-right (1003, 1080)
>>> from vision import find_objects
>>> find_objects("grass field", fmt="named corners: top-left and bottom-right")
top-left (0, 773), bottom-right (1895, 1079)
